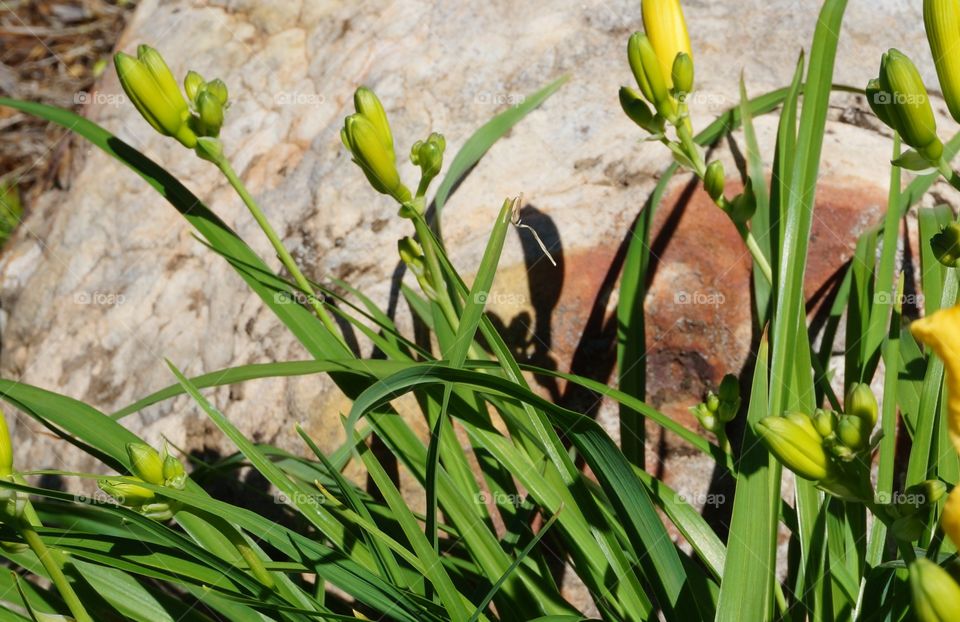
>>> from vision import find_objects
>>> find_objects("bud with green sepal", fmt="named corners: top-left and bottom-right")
top-left (98, 480), bottom-right (157, 507)
top-left (114, 45), bottom-right (196, 148)
top-left (716, 373), bottom-right (740, 422)
top-left (184, 70), bottom-right (204, 102)
top-left (872, 49), bottom-right (943, 162)
top-left (341, 87), bottom-right (411, 204)
top-left (619, 87), bottom-right (663, 134)
top-left (627, 32), bottom-right (676, 121)
top-left (671, 52), bottom-right (694, 98)
top-left (194, 90), bottom-right (225, 137)
top-left (691, 402), bottom-right (718, 435)
top-left (725, 179), bottom-right (757, 224)
top-left (704, 160), bottom-right (725, 201)
top-left (127, 443), bottom-right (165, 485)
top-left (845, 382), bottom-right (878, 427)
top-left (910, 558), bottom-right (960, 622)
top-left (836, 414), bottom-right (871, 453)
top-left (641, 0), bottom-right (693, 91)
top-left (932, 223), bottom-right (960, 268)
top-left (813, 408), bottom-right (838, 438)
top-left (162, 452), bottom-right (187, 489)
top-left (205, 78), bottom-right (228, 107)
top-left (410, 132), bottom-right (445, 195)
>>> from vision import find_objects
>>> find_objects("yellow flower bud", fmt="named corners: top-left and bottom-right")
top-left (845, 382), bottom-right (878, 426)
top-left (813, 408), bottom-right (837, 438)
top-left (641, 0), bottom-right (693, 90)
top-left (162, 454), bottom-right (186, 489)
top-left (757, 415), bottom-right (831, 482)
top-left (910, 558), bottom-right (960, 622)
top-left (911, 305), bottom-right (960, 457)
top-left (353, 87), bottom-right (395, 159)
top-left (342, 114), bottom-right (409, 203)
top-left (924, 0), bottom-right (960, 123)
top-left (114, 48), bottom-right (196, 148)
top-left (99, 480), bottom-right (156, 507)
top-left (837, 414), bottom-right (871, 451)
top-left (126, 443), bottom-right (165, 485)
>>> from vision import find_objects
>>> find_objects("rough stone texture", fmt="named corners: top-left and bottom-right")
top-left (0, 0), bottom-right (955, 591)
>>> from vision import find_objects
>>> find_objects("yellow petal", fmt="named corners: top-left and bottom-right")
top-left (911, 304), bottom-right (960, 455)
top-left (942, 487), bottom-right (960, 550)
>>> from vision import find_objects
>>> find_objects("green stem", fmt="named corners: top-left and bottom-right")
top-left (412, 215), bottom-right (460, 333)
top-left (674, 122), bottom-right (774, 285)
top-left (215, 156), bottom-right (345, 347)
top-left (736, 222), bottom-right (775, 285)
top-left (20, 522), bottom-right (93, 622)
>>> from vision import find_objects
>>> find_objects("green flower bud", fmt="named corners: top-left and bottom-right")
top-left (878, 49), bottom-right (942, 159)
top-left (628, 32), bottom-right (675, 120)
top-left (205, 78), bottom-right (229, 107)
top-left (813, 408), bottom-right (837, 438)
top-left (619, 86), bottom-right (658, 131)
top-left (845, 383), bottom-right (878, 426)
top-left (353, 87), bottom-right (394, 158)
top-left (865, 78), bottom-right (895, 129)
top-left (126, 443), bottom-right (165, 485)
top-left (114, 48), bottom-right (196, 148)
top-left (705, 391), bottom-right (720, 414)
top-left (671, 52), bottom-right (694, 96)
top-left (704, 160), bottom-right (725, 201)
top-left (931, 223), bottom-right (960, 268)
top-left (184, 70), bottom-right (204, 103)
top-left (727, 179), bottom-right (757, 224)
top-left (717, 374), bottom-right (741, 423)
top-left (910, 558), bottom-right (960, 622)
top-left (837, 414), bottom-right (871, 451)
top-left (924, 0), bottom-right (960, 123)
top-left (99, 480), bottom-right (156, 507)
top-left (162, 454), bottom-right (186, 489)
top-left (410, 132), bottom-right (445, 184)
top-left (628, 33), bottom-right (655, 104)
top-left (901, 479), bottom-right (949, 513)
top-left (757, 415), bottom-right (831, 482)
top-left (691, 402), bottom-right (717, 434)
top-left (341, 114), bottom-right (410, 203)
top-left (140, 501), bottom-right (176, 521)
top-left (0, 541), bottom-right (28, 554)
top-left (196, 90), bottom-right (224, 137)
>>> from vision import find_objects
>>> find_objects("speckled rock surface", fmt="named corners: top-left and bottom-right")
top-left (0, 2), bottom-right (954, 598)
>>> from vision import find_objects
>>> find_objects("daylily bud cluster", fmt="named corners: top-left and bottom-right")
top-left (341, 87), bottom-right (446, 214)
top-left (99, 442), bottom-right (186, 521)
top-left (757, 383), bottom-right (879, 500)
top-left (691, 374), bottom-right (740, 447)
top-left (114, 45), bottom-right (229, 155)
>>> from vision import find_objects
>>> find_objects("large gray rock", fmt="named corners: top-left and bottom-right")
top-left (0, 1), bottom-right (951, 541)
